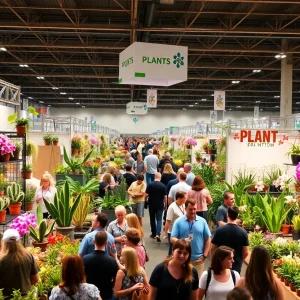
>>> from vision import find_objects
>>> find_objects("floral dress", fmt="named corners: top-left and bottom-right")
top-left (118, 269), bottom-right (144, 300)
top-left (49, 283), bottom-right (99, 300)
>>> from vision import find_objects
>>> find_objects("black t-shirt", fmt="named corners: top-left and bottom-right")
top-left (149, 263), bottom-right (199, 300)
top-left (161, 173), bottom-right (177, 187)
top-left (212, 223), bottom-right (249, 273)
top-left (146, 181), bottom-right (167, 210)
top-left (99, 182), bottom-right (109, 198)
top-left (167, 178), bottom-right (179, 195)
top-left (122, 173), bottom-right (137, 189)
top-left (83, 250), bottom-right (119, 300)
top-left (158, 159), bottom-right (177, 173)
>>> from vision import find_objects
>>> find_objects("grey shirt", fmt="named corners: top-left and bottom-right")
top-left (125, 157), bottom-right (135, 167)
top-left (216, 204), bottom-right (228, 227)
top-left (186, 172), bottom-right (196, 186)
top-left (132, 161), bottom-right (145, 174)
top-left (144, 154), bottom-right (159, 174)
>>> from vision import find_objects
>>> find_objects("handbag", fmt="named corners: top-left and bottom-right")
top-left (141, 244), bottom-right (149, 262)
top-left (129, 275), bottom-right (149, 300)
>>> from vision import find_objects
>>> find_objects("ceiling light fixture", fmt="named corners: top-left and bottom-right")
top-left (195, 102), bottom-right (198, 104)
top-left (182, 108), bottom-right (187, 110)
top-left (296, 102), bottom-right (300, 104)
top-left (37, 76), bottom-right (44, 80)
top-left (275, 53), bottom-right (287, 59)
top-left (232, 81), bottom-right (240, 84)
top-left (275, 105), bottom-right (279, 108)
top-left (19, 64), bottom-right (28, 68)
top-left (189, 105), bottom-right (194, 107)
top-left (60, 92), bottom-right (66, 95)
top-left (260, 108), bottom-right (264, 111)
top-left (68, 97), bottom-right (74, 100)
top-left (201, 98), bottom-right (207, 101)
top-left (253, 70), bottom-right (261, 73)
top-left (48, 105), bottom-right (51, 107)
top-left (52, 87), bottom-right (59, 90)
top-left (28, 97), bottom-right (33, 99)
top-left (0, 47), bottom-right (7, 51)
top-left (274, 96), bottom-right (280, 98)
top-left (39, 101), bottom-right (44, 103)
top-left (236, 105), bottom-right (241, 108)
top-left (82, 105), bottom-right (86, 108)
top-left (255, 101), bottom-right (261, 103)
top-left (76, 102), bottom-right (80, 105)
top-left (228, 108), bottom-right (232, 111)
top-left (211, 94), bottom-right (214, 96)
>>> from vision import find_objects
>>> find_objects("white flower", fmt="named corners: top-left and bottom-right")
top-left (255, 181), bottom-right (264, 192)
top-left (274, 237), bottom-right (288, 247)
top-left (239, 205), bottom-right (247, 212)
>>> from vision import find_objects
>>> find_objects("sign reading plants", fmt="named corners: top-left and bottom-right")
top-left (234, 130), bottom-right (289, 147)
top-left (119, 42), bottom-right (188, 86)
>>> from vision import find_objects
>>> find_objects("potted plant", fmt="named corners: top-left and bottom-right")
top-left (7, 106), bottom-right (39, 136)
top-left (25, 183), bottom-right (37, 211)
top-left (7, 182), bottom-right (24, 215)
top-left (22, 164), bottom-right (33, 179)
top-left (11, 142), bottom-right (22, 161)
top-left (0, 178), bottom-right (5, 197)
top-left (0, 197), bottom-right (10, 222)
top-left (28, 203), bottom-right (55, 251)
top-left (294, 176), bottom-right (300, 192)
top-left (44, 181), bottom-right (82, 240)
top-left (43, 133), bottom-right (53, 146)
top-left (0, 134), bottom-right (16, 162)
top-left (71, 137), bottom-right (81, 155)
top-left (207, 144), bottom-right (213, 154)
top-left (52, 136), bottom-right (59, 146)
top-left (194, 150), bottom-right (202, 163)
top-left (202, 141), bottom-right (209, 153)
top-left (292, 215), bottom-right (300, 240)
top-left (286, 143), bottom-right (300, 165)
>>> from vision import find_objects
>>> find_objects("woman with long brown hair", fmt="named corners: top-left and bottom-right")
top-left (149, 239), bottom-right (198, 300)
top-left (236, 246), bottom-right (284, 300)
top-left (49, 254), bottom-right (101, 299)
top-left (161, 163), bottom-right (177, 187)
top-left (126, 213), bottom-right (144, 243)
top-left (187, 175), bottom-right (213, 222)
top-left (0, 229), bottom-right (39, 298)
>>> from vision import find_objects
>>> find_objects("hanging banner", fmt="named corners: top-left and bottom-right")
top-left (126, 102), bottom-right (148, 115)
top-left (254, 106), bottom-right (260, 118)
top-left (210, 110), bottom-right (217, 123)
top-left (147, 89), bottom-right (157, 108)
top-left (119, 42), bottom-right (188, 86)
top-left (214, 91), bottom-right (226, 111)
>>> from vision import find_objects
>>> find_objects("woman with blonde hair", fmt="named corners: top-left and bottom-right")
top-left (161, 163), bottom-right (177, 186)
top-left (99, 173), bottom-right (113, 198)
top-left (126, 213), bottom-right (144, 242)
top-left (0, 229), bottom-right (39, 298)
top-left (34, 171), bottom-right (57, 218)
top-left (149, 239), bottom-right (198, 300)
top-left (114, 247), bottom-right (149, 300)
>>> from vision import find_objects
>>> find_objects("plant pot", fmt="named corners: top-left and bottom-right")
top-left (32, 240), bottom-right (48, 252)
top-left (56, 226), bottom-right (75, 241)
top-left (53, 141), bottom-right (58, 146)
top-left (11, 150), bottom-right (20, 161)
top-left (25, 202), bottom-right (34, 211)
top-left (207, 150), bottom-right (212, 154)
top-left (269, 185), bottom-right (280, 192)
top-left (195, 157), bottom-right (201, 163)
top-left (284, 279), bottom-right (289, 286)
top-left (23, 171), bottom-right (32, 179)
top-left (271, 231), bottom-right (283, 237)
top-left (250, 185), bottom-right (256, 192)
top-left (292, 230), bottom-right (300, 240)
top-left (263, 186), bottom-right (269, 192)
top-left (0, 153), bottom-right (11, 162)
top-left (291, 154), bottom-right (300, 165)
top-left (280, 276), bottom-right (284, 282)
top-left (44, 141), bottom-right (52, 146)
top-left (295, 184), bottom-right (300, 192)
top-left (8, 203), bottom-right (22, 215)
top-left (0, 210), bottom-right (6, 223)
top-left (290, 283), bottom-right (296, 292)
top-left (16, 125), bottom-right (26, 136)
top-left (0, 190), bottom-right (4, 197)
top-left (72, 149), bottom-right (79, 155)
top-left (211, 149), bottom-right (217, 154)
top-left (297, 289), bottom-right (300, 297)
top-left (281, 224), bottom-right (291, 234)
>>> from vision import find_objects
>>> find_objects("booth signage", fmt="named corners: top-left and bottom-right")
top-left (234, 130), bottom-right (289, 147)
top-left (147, 89), bottom-right (157, 108)
top-left (119, 42), bottom-right (188, 86)
top-left (126, 102), bottom-right (148, 115)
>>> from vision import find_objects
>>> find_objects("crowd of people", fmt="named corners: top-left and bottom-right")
top-left (0, 137), bottom-right (285, 300)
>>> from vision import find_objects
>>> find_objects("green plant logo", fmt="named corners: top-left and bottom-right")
top-left (173, 53), bottom-right (184, 68)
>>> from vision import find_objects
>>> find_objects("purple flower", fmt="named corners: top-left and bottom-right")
top-left (170, 136), bottom-right (177, 142)
top-left (90, 137), bottom-right (98, 145)
top-left (9, 213), bottom-right (36, 237)
top-left (0, 134), bottom-right (16, 155)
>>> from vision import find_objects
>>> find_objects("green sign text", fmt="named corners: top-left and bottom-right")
top-left (142, 56), bottom-right (170, 65)
top-left (122, 57), bottom-right (134, 68)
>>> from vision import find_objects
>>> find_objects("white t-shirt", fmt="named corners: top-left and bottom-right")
top-left (168, 182), bottom-right (191, 201)
top-left (33, 186), bottom-right (57, 213)
top-left (144, 154), bottom-right (159, 174)
top-left (199, 270), bottom-right (240, 300)
top-left (166, 201), bottom-right (185, 233)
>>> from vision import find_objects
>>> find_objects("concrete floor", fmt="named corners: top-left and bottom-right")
top-left (142, 211), bottom-right (246, 277)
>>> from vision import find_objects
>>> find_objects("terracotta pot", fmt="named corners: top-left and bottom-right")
top-left (263, 186), bottom-right (269, 192)
top-left (24, 171), bottom-right (32, 179)
top-left (44, 141), bottom-right (51, 146)
top-left (11, 150), bottom-right (20, 161)
top-left (0, 153), bottom-right (11, 162)
top-left (72, 149), bottom-right (79, 155)
top-left (297, 289), bottom-right (300, 297)
top-left (290, 283), bottom-right (296, 292)
top-left (196, 157), bottom-right (201, 163)
top-left (25, 202), bottom-right (34, 211)
top-left (295, 184), bottom-right (300, 192)
top-left (0, 190), bottom-right (4, 197)
top-left (32, 240), bottom-right (48, 252)
top-left (207, 150), bottom-right (212, 154)
top-left (281, 224), bottom-right (291, 235)
top-left (16, 125), bottom-right (26, 136)
top-left (53, 141), bottom-right (58, 146)
top-left (280, 276), bottom-right (284, 282)
top-left (250, 185), bottom-right (256, 192)
top-left (0, 210), bottom-right (6, 223)
top-left (284, 279), bottom-right (289, 286)
top-left (8, 203), bottom-right (21, 215)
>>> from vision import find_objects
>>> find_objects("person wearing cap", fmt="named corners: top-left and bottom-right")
top-left (0, 229), bottom-right (39, 298)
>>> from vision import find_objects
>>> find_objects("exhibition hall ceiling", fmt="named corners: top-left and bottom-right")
top-left (1, 0), bottom-right (300, 112)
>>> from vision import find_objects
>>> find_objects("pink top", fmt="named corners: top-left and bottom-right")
top-left (187, 189), bottom-right (210, 212)
top-left (124, 245), bottom-right (146, 268)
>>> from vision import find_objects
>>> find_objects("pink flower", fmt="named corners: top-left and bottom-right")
top-left (0, 134), bottom-right (16, 155)
top-left (170, 136), bottom-right (177, 142)
top-left (9, 213), bottom-right (36, 237)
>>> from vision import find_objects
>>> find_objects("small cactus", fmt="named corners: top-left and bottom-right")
top-left (0, 197), bottom-right (10, 211)
top-left (7, 183), bottom-right (25, 204)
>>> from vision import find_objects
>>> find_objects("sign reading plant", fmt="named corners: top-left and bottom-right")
top-left (119, 42), bottom-right (188, 86)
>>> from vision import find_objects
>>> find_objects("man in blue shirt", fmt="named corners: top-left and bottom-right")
top-left (216, 191), bottom-right (235, 227)
top-left (79, 213), bottom-right (116, 258)
top-left (171, 199), bottom-right (211, 278)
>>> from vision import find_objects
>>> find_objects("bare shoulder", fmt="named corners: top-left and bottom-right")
top-left (236, 277), bottom-right (246, 287)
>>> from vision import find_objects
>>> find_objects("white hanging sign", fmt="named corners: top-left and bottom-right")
top-left (126, 102), bottom-right (148, 115)
top-left (210, 110), bottom-right (217, 123)
top-left (254, 106), bottom-right (260, 118)
top-left (119, 42), bottom-right (188, 86)
top-left (214, 91), bottom-right (226, 111)
top-left (147, 89), bottom-right (157, 108)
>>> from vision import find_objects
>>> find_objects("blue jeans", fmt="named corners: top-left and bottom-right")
top-left (146, 172), bottom-right (155, 185)
top-left (168, 233), bottom-right (173, 256)
top-left (149, 208), bottom-right (163, 237)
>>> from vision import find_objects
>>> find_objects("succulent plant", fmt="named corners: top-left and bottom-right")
top-left (0, 197), bottom-right (10, 211)
top-left (7, 182), bottom-right (25, 204)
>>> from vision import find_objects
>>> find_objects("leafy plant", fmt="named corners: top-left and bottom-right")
top-left (15, 142), bottom-right (22, 152)
top-left (193, 164), bottom-right (218, 186)
top-left (52, 136), bottom-right (59, 142)
top-left (292, 215), bottom-right (300, 231)
top-left (44, 181), bottom-right (81, 227)
top-left (58, 176), bottom-right (99, 196)
top-left (8, 106), bottom-right (39, 128)
top-left (24, 164), bottom-right (33, 172)
top-left (7, 182), bottom-right (24, 204)
top-left (55, 164), bottom-right (70, 174)
top-left (114, 157), bottom-right (125, 169)
top-left (194, 150), bottom-right (201, 159)
top-left (0, 197), bottom-right (10, 211)
top-left (253, 193), bottom-right (291, 233)
top-left (173, 149), bottom-right (189, 161)
top-left (25, 183), bottom-right (36, 203)
top-left (207, 183), bottom-right (226, 224)
top-left (248, 231), bottom-right (264, 249)
top-left (72, 194), bottom-right (91, 230)
top-left (232, 169), bottom-right (256, 190)
top-left (43, 133), bottom-right (53, 142)
top-left (26, 140), bottom-right (38, 158)
top-left (263, 165), bottom-right (282, 186)
top-left (286, 143), bottom-right (300, 156)
top-left (10, 289), bottom-right (23, 300)
top-left (28, 203), bottom-right (55, 243)
top-left (0, 178), bottom-right (5, 191)
top-left (71, 138), bottom-right (81, 150)
top-left (224, 182), bottom-right (245, 207)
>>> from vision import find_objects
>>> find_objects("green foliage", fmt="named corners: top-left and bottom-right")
top-left (72, 194), bottom-right (91, 230)
top-left (0, 197), bottom-right (10, 211)
top-left (224, 182), bottom-right (246, 207)
top-left (26, 140), bottom-right (38, 158)
top-left (263, 165), bottom-right (282, 186)
top-left (292, 215), bottom-right (300, 231)
top-left (194, 150), bottom-right (201, 159)
top-left (232, 169), bottom-right (256, 190)
top-left (0, 178), bottom-right (5, 191)
top-left (0, 289), bottom-right (4, 300)
top-left (286, 143), bottom-right (300, 156)
top-left (55, 164), bottom-right (70, 174)
top-left (28, 204), bottom-right (55, 242)
top-left (8, 107), bottom-right (39, 130)
top-left (114, 157), bottom-right (125, 168)
top-left (15, 142), bottom-right (22, 152)
top-left (207, 183), bottom-right (226, 224)
top-left (193, 164), bottom-right (218, 186)
top-left (25, 183), bottom-right (36, 202)
top-left (24, 164), bottom-right (33, 172)
top-left (7, 182), bottom-right (24, 204)
top-left (58, 176), bottom-right (99, 196)
top-left (44, 181), bottom-right (82, 227)
top-left (52, 136), bottom-right (59, 142)
top-left (71, 139), bottom-right (81, 150)
top-left (172, 149), bottom-right (189, 161)
top-left (248, 231), bottom-right (264, 249)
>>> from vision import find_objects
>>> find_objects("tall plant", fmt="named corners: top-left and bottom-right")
top-left (193, 164), bottom-right (218, 186)
top-left (63, 146), bottom-right (93, 173)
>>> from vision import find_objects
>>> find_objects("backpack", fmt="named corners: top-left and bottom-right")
top-left (205, 269), bottom-right (236, 297)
